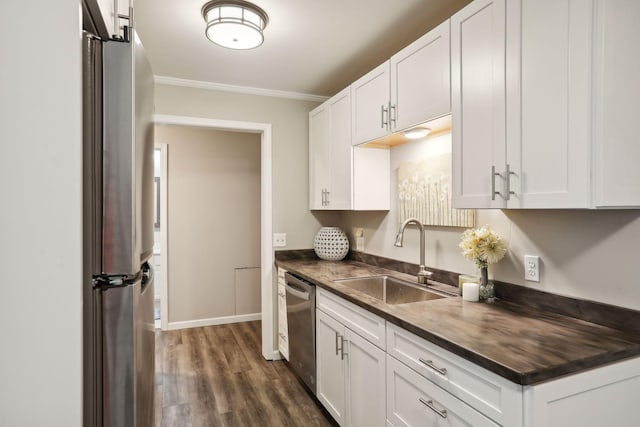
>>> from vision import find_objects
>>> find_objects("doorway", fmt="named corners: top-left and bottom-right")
top-left (153, 144), bottom-right (168, 329)
top-left (153, 114), bottom-right (276, 360)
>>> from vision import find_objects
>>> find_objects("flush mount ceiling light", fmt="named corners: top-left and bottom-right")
top-left (201, 0), bottom-right (269, 50)
top-left (404, 127), bottom-right (432, 140)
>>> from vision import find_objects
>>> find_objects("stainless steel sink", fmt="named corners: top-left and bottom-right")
top-left (334, 275), bottom-right (446, 305)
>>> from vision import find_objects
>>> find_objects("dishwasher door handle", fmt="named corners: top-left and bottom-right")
top-left (285, 284), bottom-right (310, 301)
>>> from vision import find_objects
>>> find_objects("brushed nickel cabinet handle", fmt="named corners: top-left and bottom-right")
top-left (335, 332), bottom-right (340, 356)
top-left (389, 103), bottom-right (396, 128)
top-left (491, 166), bottom-right (502, 201)
top-left (340, 336), bottom-right (348, 360)
top-left (381, 105), bottom-right (389, 129)
top-left (505, 163), bottom-right (516, 201)
top-left (419, 398), bottom-right (448, 419)
top-left (419, 358), bottom-right (447, 376)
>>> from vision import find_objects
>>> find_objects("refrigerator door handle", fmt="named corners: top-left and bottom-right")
top-left (141, 262), bottom-right (153, 292)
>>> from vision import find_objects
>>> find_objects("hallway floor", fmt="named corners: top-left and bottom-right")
top-left (155, 321), bottom-right (335, 426)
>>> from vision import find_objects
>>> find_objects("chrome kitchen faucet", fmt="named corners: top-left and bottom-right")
top-left (394, 218), bottom-right (432, 284)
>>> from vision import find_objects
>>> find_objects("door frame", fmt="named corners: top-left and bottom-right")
top-left (154, 142), bottom-right (169, 331)
top-left (153, 114), bottom-right (276, 360)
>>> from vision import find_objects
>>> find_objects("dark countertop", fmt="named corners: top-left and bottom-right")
top-left (276, 258), bottom-right (640, 385)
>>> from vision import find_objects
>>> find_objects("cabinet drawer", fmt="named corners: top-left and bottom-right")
top-left (386, 322), bottom-right (522, 426)
top-left (387, 355), bottom-right (499, 427)
top-left (317, 288), bottom-right (386, 349)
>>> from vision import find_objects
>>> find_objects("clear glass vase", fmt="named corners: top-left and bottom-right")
top-left (479, 267), bottom-right (495, 302)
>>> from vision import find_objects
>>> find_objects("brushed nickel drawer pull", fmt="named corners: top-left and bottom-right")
top-left (419, 358), bottom-right (447, 376)
top-left (335, 332), bottom-right (341, 356)
top-left (419, 397), bottom-right (448, 419)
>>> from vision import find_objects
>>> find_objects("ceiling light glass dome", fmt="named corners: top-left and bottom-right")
top-left (202, 0), bottom-right (269, 50)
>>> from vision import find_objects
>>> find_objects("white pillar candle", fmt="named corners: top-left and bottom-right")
top-left (462, 282), bottom-right (480, 302)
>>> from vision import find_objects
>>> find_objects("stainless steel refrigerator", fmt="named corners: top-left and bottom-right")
top-left (82, 26), bottom-right (155, 427)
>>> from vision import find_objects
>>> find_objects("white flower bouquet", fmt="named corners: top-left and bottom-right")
top-left (459, 225), bottom-right (507, 269)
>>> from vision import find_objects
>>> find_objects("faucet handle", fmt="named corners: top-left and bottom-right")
top-left (417, 269), bottom-right (433, 284)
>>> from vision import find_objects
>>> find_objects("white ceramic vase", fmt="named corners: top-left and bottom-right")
top-left (313, 227), bottom-right (349, 261)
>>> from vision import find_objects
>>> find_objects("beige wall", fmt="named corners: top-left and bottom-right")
top-left (157, 125), bottom-right (261, 323)
top-left (156, 83), bottom-right (639, 321)
top-left (155, 84), bottom-right (335, 249)
top-left (0, 0), bottom-right (82, 424)
top-left (339, 134), bottom-right (640, 311)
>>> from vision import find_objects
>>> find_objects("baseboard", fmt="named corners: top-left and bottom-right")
top-left (166, 313), bottom-right (261, 331)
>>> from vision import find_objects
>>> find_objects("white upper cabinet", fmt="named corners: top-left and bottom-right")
top-left (451, 0), bottom-right (506, 209)
top-left (592, 0), bottom-right (640, 207)
top-left (452, 0), bottom-right (640, 209)
top-left (351, 62), bottom-right (391, 145)
top-left (351, 21), bottom-right (452, 146)
top-left (97, 0), bottom-right (117, 36)
top-left (85, 0), bottom-right (131, 39)
top-left (309, 88), bottom-right (390, 211)
top-left (390, 20), bottom-right (451, 133)
top-left (453, 0), bottom-right (592, 209)
top-left (309, 88), bottom-right (352, 210)
top-left (505, 0), bottom-right (592, 208)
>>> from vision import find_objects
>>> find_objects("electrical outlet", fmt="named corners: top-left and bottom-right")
top-left (524, 255), bottom-right (540, 282)
top-left (273, 233), bottom-right (287, 247)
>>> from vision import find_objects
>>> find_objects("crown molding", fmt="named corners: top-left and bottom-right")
top-left (154, 75), bottom-right (329, 103)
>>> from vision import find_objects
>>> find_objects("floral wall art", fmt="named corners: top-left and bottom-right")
top-left (397, 152), bottom-right (476, 227)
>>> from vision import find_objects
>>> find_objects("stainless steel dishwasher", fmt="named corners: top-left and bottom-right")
top-left (284, 272), bottom-right (316, 395)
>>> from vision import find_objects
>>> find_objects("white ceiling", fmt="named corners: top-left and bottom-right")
top-left (134, 0), bottom-right (470, 98)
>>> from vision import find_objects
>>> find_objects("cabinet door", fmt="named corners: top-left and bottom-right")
top-left (390, 20), bottom-right (451, 132)
top-left (505, 0), bottom-right (592, 208)
top-left (451, 0), bottom-right (507, 209)
top-left (97, 0), bottom-right (116, 36)
top-left (523, 357), bottom-right (640, 427)
top-left (309, 103), bottom-right (330, 210)
top-left (352, 146), bottom-right (390, 211)
top-left (345, 328), bottom-right (386, 427)
top-left (592, 0), bottom-right (640, 207)
top-left (351, 62), bottom-right (391, 145)
top-left (387, 356), bottom-right (500, 427)
top-left (328, 88), bottom-right (352, 210)
top-left (316, 310), bottom-right (346, 426)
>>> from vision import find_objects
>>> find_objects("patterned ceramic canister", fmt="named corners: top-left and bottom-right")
top-left (313, 227), bottom-right (349, 261)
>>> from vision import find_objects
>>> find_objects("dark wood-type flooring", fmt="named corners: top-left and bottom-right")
top-left (155, 321), bottom-right (335, 427)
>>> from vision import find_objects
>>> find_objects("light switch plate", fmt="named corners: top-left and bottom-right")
top-left (524, 255), bottom-right (540, 282)
top-left (273, 233), bottom-right (287, 247)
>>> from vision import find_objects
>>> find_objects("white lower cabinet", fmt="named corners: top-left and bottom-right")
top-left (387, 355), bottom-right (499, 427)
top-left (314, 290), bottom-right (640, 427)
top-left (386, 319), bottom-right (640, 427)
top-left (386, 323), bottom-right (522, 426)
top-left (316, 310), bottom-right (347, 425)
top-left (316, 290), bottom-right (386, 426)
top-left (523, 357), bottom-right (640, 427)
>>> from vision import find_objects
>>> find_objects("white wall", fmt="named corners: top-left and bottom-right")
top-left (0, 1), bottom-right (83, 425)
top-left (156, 125), bottom-right (261, 324)
top-left (339, 134), bottom-right (640, 311)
